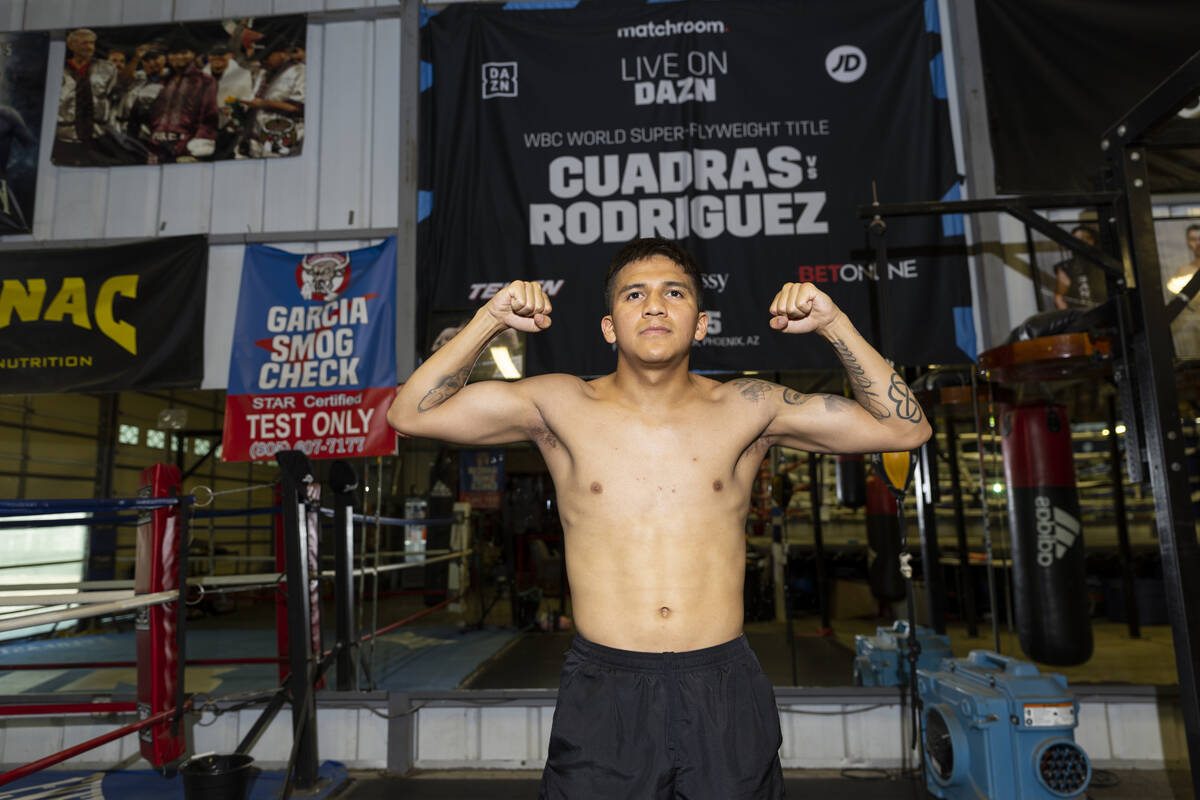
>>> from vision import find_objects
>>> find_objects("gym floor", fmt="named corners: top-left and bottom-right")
top-left (340, 767), bottom-right (1194, 799)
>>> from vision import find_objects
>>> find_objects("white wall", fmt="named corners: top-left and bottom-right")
top-left (0, 0), bottom-right (414, 387)
top-left (0, 691), bottom-right (1184, 772)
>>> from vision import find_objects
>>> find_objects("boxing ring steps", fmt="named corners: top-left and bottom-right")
top-left (0, 762), bottom-right (349, 799)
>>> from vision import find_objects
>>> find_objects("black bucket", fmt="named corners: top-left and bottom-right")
top-left (180, 753), bottom-right (255, 800)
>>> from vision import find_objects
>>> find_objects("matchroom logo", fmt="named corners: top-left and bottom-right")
top-left (1033, 495), bottom-right (1080, 566)
top-left (615, 19), bottom-right (727, 38)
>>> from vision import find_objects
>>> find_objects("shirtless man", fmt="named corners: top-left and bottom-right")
top-left (387, 238), bottom-right (931, 799)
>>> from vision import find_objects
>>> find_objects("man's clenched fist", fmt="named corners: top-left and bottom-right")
top-left (486, 280), bottom-right (553, 333)
top-left (768, 282), bottom-right (844, 335)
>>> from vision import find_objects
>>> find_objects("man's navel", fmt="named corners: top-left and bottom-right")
top-left (659, 606), bottom-right (671, 618)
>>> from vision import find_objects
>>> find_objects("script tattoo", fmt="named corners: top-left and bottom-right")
top-left (888, 374), bottom-right (924, 424)
top-left (830, 339), bottom-right (890, 421)
top-left (417, 365), bottom-right (472, 412)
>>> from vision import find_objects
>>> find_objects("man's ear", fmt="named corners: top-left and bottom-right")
top-left (601, 315), bottom-right (616, 344)
top-left (693, 311), bottom-right (708, 342)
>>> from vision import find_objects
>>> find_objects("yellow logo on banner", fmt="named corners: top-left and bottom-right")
top-left (0, 275), bottom-right (138, 354)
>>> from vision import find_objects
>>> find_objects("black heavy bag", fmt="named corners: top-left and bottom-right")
top-left (1001, 402), bottom-right (1093, 666)
top-left (866, 474), bottom-right (906, 603)
top-left (836, 455), bottom-right (867, 509)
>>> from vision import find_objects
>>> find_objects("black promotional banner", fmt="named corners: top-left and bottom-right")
top-left (53, 16), bottom-right (305, 166)
top-left (978, 0), bottom-right (1200, 194)
top-left (0, 236), bottom-right (207, 394)
top-left (420, 0), bottom-right (972, 375)
top-left (0, 32), bottom-right (49, 233)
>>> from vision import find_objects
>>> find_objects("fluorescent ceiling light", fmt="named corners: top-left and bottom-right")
top-left (490, 346), bottom-right (521, 380)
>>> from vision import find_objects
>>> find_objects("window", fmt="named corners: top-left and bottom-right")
top-left (194, 439), bottom-right (212, 456)
top-left (146, 430), bottom-right (166, 449)
top-left (118, 424), bottom-right (140, 445)
top-left (0, 514), bottom-right (87, 642)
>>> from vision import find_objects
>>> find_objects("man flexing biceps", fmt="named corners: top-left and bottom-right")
top-left (388, 237), bottom-right (929, 799)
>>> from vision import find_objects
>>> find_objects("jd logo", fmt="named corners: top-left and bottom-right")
top-left (825, 45), bottom-right (867, 83)
top-left (482, 62), bottom-right (518, 99)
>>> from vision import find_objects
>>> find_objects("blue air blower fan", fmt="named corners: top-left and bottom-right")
top-left (918, 650), bottom-right (1090, 799)
top-left (853, 620), bottom-right (954, 686)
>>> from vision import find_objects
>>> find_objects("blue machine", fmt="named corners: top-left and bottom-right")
top-left (852, 620), bottom-right (954, 686)
top-left (918, 650), bottom-right (1090, 799)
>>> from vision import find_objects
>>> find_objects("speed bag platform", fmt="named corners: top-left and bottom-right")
top-left (1001, 402), bottom-right (1093, 666)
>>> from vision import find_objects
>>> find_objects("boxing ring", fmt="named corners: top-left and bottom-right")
top-left (0, 449), bottom-right (484, 797)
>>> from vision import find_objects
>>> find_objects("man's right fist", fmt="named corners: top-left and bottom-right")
top-left (486, 281), bottom-right (553, 333)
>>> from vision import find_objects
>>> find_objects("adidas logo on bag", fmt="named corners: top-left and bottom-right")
top-left (1034, 495), bottom-right (1080, 567)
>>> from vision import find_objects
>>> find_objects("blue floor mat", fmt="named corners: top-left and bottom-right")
top-left (0, 626), bottom-right (517, 696)
top-left (0, 760), bottom-right (347, 799)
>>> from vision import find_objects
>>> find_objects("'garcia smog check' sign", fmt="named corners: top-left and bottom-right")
top-left (223, 239), bottom-right (397, 462)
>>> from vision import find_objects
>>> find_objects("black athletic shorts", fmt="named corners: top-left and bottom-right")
top-left (539, 634), bottom-right (785, 799)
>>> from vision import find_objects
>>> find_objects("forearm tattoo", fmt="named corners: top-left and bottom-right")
top-left (829, 339), bottom-right (891, 421)
top-left (887, 373), bottom-right (924, 424)
top-left (730, 378), bottom-right (810, 406)
top-left (417, 365), bottom-right (472, 412)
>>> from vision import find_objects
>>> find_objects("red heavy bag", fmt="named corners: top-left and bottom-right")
top-left (1001, 402), bottom-right (1093, 666)
top-left (135, 464), bottom-right (185, 766)
top-left (866, 474), bottom-right (906, 603)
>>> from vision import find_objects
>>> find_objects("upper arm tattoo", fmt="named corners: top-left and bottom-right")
top-left (731, 377), bottom-right (772, 403)
top-left (730, 378), bottom-right (811, 407)
top-left (417, 365), bottom-right (472, 413)
top-left (829, 338), bottom-right (891, 421)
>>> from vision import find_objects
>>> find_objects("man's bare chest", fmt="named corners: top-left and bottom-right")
top-left (538, 400), bottom-right (769, 488)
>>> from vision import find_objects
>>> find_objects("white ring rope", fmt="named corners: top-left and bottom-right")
top-left (0, 551), bottom-right (473, 619)
top-left (0, 591), bottom-right (135, 606)
top-left (187, 482), bottom-right (278, 509)
top-left (0, 591), bottom-right (176, 634)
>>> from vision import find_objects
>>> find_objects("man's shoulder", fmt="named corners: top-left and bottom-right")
top-left (519, 372), bottom-right (591, 394)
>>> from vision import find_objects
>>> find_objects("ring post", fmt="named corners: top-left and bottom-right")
top-left (450, 502), bottom-right (472, 613)
top-left (172, 488), bottom-right (190, 740)
top-left (135, 464), bottom-right (187, 769)
top-left (806, 453), bottom-right (832, 634)
top-left (276, 450), bottom-right (321, 791)
top-left (330, 460), bottom-right (359, 691)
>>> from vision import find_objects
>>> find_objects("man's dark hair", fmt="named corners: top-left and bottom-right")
top-left (603, 237), bottom-right (703, 314)
top-left (1186, 223), bottom-right (1200, 236)
top-left (1070, 225), bottom-right (1097, 242)
top-left (208, 43), bottom-right (232, 56)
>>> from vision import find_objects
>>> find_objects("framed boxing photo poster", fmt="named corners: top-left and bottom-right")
top-left (1154, 215), bottom-right (1200, 360)
top-left (0, 32), bottom-right (49, 234)
top-left (52, 15), bottom-right (305, 167)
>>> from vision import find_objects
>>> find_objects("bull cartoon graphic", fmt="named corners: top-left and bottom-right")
top-left (297, 252), bottom-right (351, 301)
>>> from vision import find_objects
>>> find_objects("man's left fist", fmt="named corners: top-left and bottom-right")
top-left (768, 282), bottom-right (843, 335)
